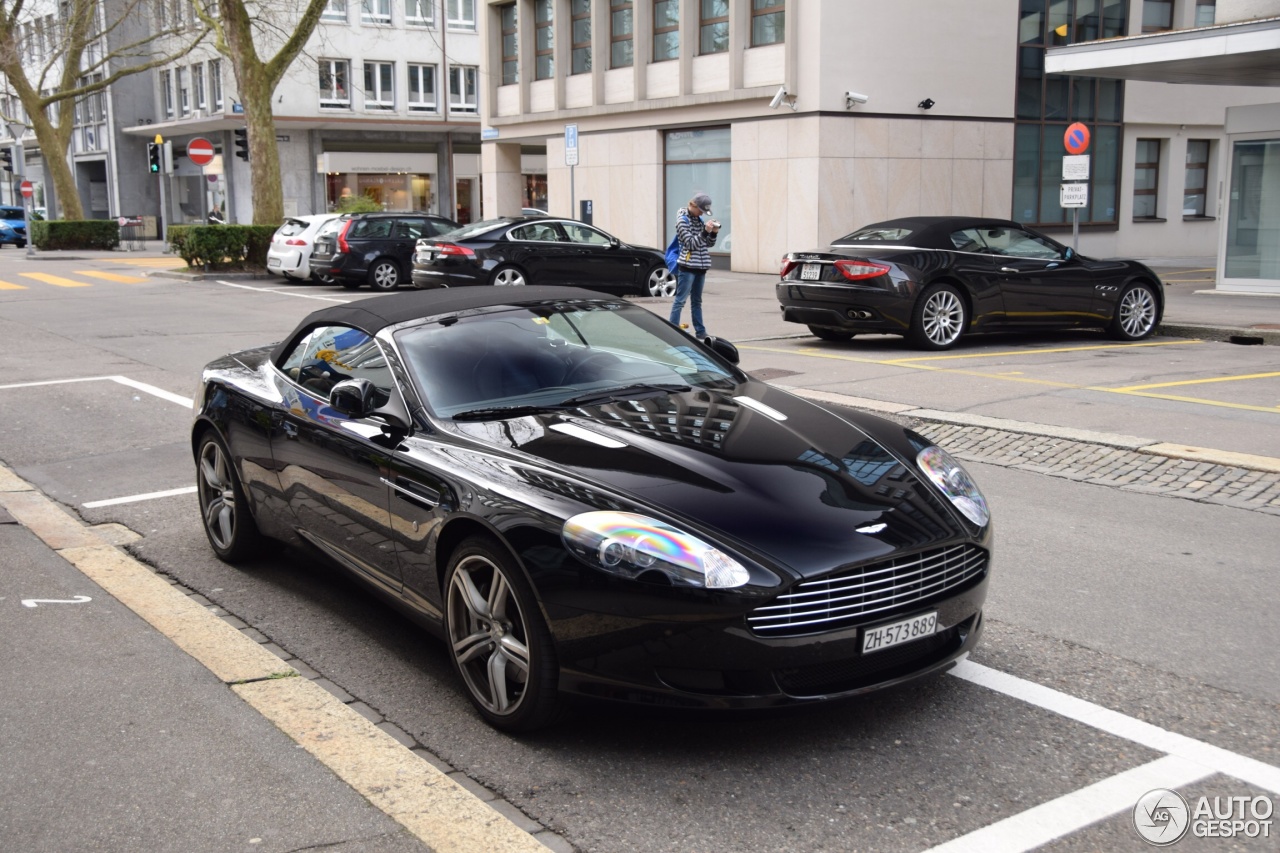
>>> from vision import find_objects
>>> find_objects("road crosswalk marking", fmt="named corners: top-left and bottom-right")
top-left (0, 279), bottom-right (28, 290)
top-left (19, 272), bottom-right (91, 288)
top-left (77, 270), bottom-right (148, 283)
top-left (104, 257), bottom-right (187, 269)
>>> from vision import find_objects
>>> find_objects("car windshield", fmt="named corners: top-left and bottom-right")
top-left (834, 226), bottom-right (915, 243)
top-left (0, 207), bottom-right (23, 220)
top-left (394, 301), bottom-right (740, 419)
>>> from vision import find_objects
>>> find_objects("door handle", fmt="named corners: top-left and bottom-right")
top-left (1000, 267), bottom-right (1020, 273)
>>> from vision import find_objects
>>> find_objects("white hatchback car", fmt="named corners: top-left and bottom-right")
top-left (266, 214), bottom-right (340, 281)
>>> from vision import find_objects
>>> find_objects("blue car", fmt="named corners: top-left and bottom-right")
top-left (0, 205), bottom-right (26, 248)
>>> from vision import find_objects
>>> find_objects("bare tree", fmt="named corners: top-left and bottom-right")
top-left (0, 0), bottom-right (204, 219)
top-left (194, 0), bottom-right (328, 225)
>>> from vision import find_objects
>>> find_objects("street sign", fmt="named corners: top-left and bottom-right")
top-left (1060, 182), bottom-right (1088, 208)
top-left (20, 180), bottom-right (33, 199)
top-left (1062, 154), bottom-right (1090, 181)
top-left (565, 124), bottom-right (579, 167)
top-left (187, 137), bottom-right (215, 166)
top-left (1064, 122), bottom-right (1091, 155)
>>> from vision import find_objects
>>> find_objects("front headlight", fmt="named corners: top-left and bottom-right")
top-left (562, 511), bottom-right (750, 589)
top-left (916, 446), bottom-right (990, 527)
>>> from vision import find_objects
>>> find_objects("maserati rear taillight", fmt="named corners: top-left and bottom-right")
top-left (833, 260), bottom-right (891, 281)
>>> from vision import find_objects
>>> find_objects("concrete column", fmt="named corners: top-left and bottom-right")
top-left (482, 141), bottom-right (524, 218)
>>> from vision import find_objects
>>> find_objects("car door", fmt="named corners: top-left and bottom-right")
top-left (270, 324), bottom-right (402, 594)
top-left (983, 227), bottom-right (1098, 327)
top-left (390, 217), bottom-right (434, 269)
top-left (504, 221), bottom-right (576, 284)
top-left (559, 222), bottom-right (636, 292)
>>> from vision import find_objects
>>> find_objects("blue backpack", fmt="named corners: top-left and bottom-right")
top-left (664, 234), bottom-right (680, 275)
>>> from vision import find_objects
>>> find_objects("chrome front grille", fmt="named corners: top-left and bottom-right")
top-left (748, 543), bottom-right (987, 637)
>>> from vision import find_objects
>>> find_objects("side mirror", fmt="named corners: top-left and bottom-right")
top-left (608, 237), bottom-right (620, 249)
top-left (330, 378), bottom-right (379, 419)
top-left (703, 335), bottom-right (740, 365)
top-left (1064, 247), bottom-right (1075, 261)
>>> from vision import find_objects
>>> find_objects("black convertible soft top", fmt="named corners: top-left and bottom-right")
top-left (833, 216), bottom-right (1027, 250)
top-left (270, 286), bottom-right (612, 363)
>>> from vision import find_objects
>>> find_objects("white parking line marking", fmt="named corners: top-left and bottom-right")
top-left (951, 660), bottom-right (1280, 794)
top-left (921, 754), bottom-right (1213, 853)
top-left (218, 281), bottom-right (352, 303)
top-left (83, 486), bottom-right (197, 508)
top-left (0, 375), bottom-right (192, 407)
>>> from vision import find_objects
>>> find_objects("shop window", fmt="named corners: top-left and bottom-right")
top-left (664, 127), bottom-right (731, 255)
top-left (323, 0), bottom-right (347, 22)
top-left (751, 0), bottom-right (784, 47)
top-left (319, 59), bottom-right (351, 108)
top-left (364, 60), bottom-right (395, 110)
top-left (450, 65), bottom-right (478, 112)
top-left (362, 0), bottom-right (391, 25)
top-left (700, 0), bottom-right (728, 54)
top-left (535, 0), bottom-right (554, 80)
top-left (406, 0), bottom-right (432, 26)
top-left (653, 0), bottom-right (678, 62)
top-left (501, 3), bottom-right (518, 85)
top-left (1225, 139), bottom-right (1280, 280)
top-left (611, 0), bottom-right (633, 68)
top-left (408, 64), bottom-right (437, 112)
top-left (448, 0), bottom-right (475, 28)
top-left (1134, 139), bottom-right (1162, 219)
top-left (1183, 140), bottom-right (1211, 217)
top-left (572, 0), bottom-right (591, 74)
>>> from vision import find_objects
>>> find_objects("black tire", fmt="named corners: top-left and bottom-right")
top-left (1109, 281), bottom-right (1159, 341)
top-left (311, 271), bottom-right (336, 285)
top-left (807, 325), bottom-right (855, 342)
top-left (195, 430), bottom-right (266, 563)
top-left (444, 536), bottom-right (562, 732)
top-left (367, 258), bottom-right (402, 290)
top-left (339, 279), bottom-right (362, 290)
top-left (908, 283), bottom-right (967, 350)
top-left (490, 265), bottom-right (527, 287)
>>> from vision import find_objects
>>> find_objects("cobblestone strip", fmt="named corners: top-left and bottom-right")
top-left (915, 423), bottom-right (1280, 516)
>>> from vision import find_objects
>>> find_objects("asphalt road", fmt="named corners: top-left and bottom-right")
top-left (1, 254), bottom-right (1277, 852)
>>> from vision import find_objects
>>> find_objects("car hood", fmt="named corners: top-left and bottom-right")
top-left (443, 382), bottom-right (974, 580)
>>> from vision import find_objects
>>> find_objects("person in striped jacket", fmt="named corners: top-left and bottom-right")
top-left (669, 192), bottom-right (719, 338)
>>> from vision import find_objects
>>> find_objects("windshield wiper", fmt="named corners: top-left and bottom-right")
top-left (450, 404), bottom-right (567, 421)
top-left (557, 383), bottom-right (691, 408)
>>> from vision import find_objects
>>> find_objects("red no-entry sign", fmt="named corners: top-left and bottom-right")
top-left (20, 180), bottom-right (33, 199)
top-left (187, 137), bottom-right (216, 167)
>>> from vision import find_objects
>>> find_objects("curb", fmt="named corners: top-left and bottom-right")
top-left (1158, 322), bottom-right (1280, 346)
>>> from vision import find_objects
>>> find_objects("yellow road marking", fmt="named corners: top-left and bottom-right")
top-left (1110, 371), bottom-right (1280, 392)
top-left (1089, 389), bottom-right (1280, 414)
top-left (879, 339), bottom-right (1201, 364)
top-left (19, 271), bottom-right (91, 288)
top-left (104, 257), bottom-right (186, 268)
top-left (0, 279), bottom-right (28, 290)
top-left (77, 270), bottom-right (148, 283)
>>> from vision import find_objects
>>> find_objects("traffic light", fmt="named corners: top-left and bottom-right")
top-left (147, 142), bottom-right (162, 174)
top-left (233, 128), bottom-right (249, 161)
top-left (1, 146), bottom-right (12, 173)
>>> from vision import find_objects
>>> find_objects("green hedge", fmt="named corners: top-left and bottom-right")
top-left (168, 224), bottom-right (277, 269)
top-left (31, 220), bottom-right (120, 251)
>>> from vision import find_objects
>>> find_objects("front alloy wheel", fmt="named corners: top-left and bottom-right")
top-left (445, 537), bottom-right (560, 731)
top-left (196, 433), bottom-right (263, 562)
top-left (1111, 282), bottom-right (1158, 341)
top-left (909, 284), bottom-right (967, 350)
top-left (647, 265), bottom-right (677, 298)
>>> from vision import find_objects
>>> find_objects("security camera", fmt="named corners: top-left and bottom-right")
top-left (845, 91), bottom-right (869, 107)
top-left (769, 86), bottom-right (788, 110)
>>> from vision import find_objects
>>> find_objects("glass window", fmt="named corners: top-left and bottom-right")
top-left (509, 222), bottom-right (564, 241)
top-left (1183, 139), bottom-right (1210, 217)
top-left (209, 59), bottom-right (223, 110)
top-left (1134, 138), bottom-right (1161, 219)
top-left (664, 127), bottom-right (731, 254)
top-left (450, 65), bottom-right (479, 112)
top-left (193, 63), bottom-right (206, 110)
top-left (322, 0), bottom-right (347, 21)
top-left (1195, 0), bottom-right (1215, 26)
top-left (501, 3), bottom-right (518, 85)
top-left (751, 0), bottom-right (784, 46)
top-left (979, 226), bottom-right (1064, 259)
top-left (653, 0), bottom-right (678, 61)
top-left (363, 60), bottom-right (394, 110)
top-left (319, 59), bottom-right (351, 107)
top-left (1225, 139), bottom-right (1280, 280)
top-left (280, 326), bottom-right (394, 401)
top-left (447, 0), bottom-right (475, 27)
top-left (563, 223), bottom-right (612, 245)
top-left (160, 69), bottom-right (174, 118)
top-left (535, 0), bottom-right (554, 80)
top-left (362, 0), bottom-right (391, 24)
top-left (611, 0), bottom-right (633, 68)
top-left (406, 0), bottom-right (432, 25)
top-left (408, 63), bottom-right (437, 111)
top-left (700, 0), bottom-right (728, 54)
top-left (572, 0), bottom-right (591, 74)
top-left (1142, 0), bottom-right (1172, 32)
top-left (177, 66), bottom-right (190, 116)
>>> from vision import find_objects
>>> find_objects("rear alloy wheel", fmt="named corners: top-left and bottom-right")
top-left (196, 432), bottom-right (265, 563)
top-left (909, 283), bottom-right (967, 350)
top-left (367, 259), bottom-right (402, 290)
top-left (646, 265), bottom-right (677, 298)
top-left (1110, 282), bottom-right (1159, 341)
top-left (492, 265), bottom-right (527, 287)
top-left (445, 537), bottom-right (561, 731)
top-left (808, 325), bottom-right (855, 342)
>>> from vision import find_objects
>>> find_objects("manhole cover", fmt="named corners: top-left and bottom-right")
top-left (751, 367), bottom-right (802, 381)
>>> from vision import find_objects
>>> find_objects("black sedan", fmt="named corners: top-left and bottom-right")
top-left (193, 287), bottom-right (992, 731)
top-left (411, 216), bottom-right (677, 298)
top-left (777, 216), bottom-right (1164, 350)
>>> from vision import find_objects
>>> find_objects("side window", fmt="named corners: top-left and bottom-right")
top-left (279, 325), bottom-right (394, 401)
top-left (351, 218), bottom-right (392, 239)
top-left (999, 228), bottom-right (1063, 260)
top-left (395, 218), bottom-right (429, 239)
top-left (509, 223), bottom-right (562, 242)
top-left (949, 228), bottom-right (987, 252)
top-left (561, 223), bottom-right (611, 245)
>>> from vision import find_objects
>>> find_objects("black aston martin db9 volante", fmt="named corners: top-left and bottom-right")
top-left (193, 287), bottom-right (992, 730)
top-left (777, 216), bottom-right (1164, 350)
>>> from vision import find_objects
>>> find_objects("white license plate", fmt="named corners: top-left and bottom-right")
top-left (862, 612), bottom-right (937, 654)
top-left (267, 258), bottom-right (281, 271)
top-left (800, 263), bottom-right (822, 281)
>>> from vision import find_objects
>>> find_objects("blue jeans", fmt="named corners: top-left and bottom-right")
top-left (669, 267), bottom-right (707, 338)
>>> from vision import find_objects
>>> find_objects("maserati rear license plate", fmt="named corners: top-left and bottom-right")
top-left (862, 612), bottom-right (937, 654)
top-left (800, 263), bottom-right (821, 281)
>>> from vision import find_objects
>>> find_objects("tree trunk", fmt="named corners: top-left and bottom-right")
top-left (30, 116), bottom-right (81, 220)
top-left (239, 67), bottom-right (282, 225)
